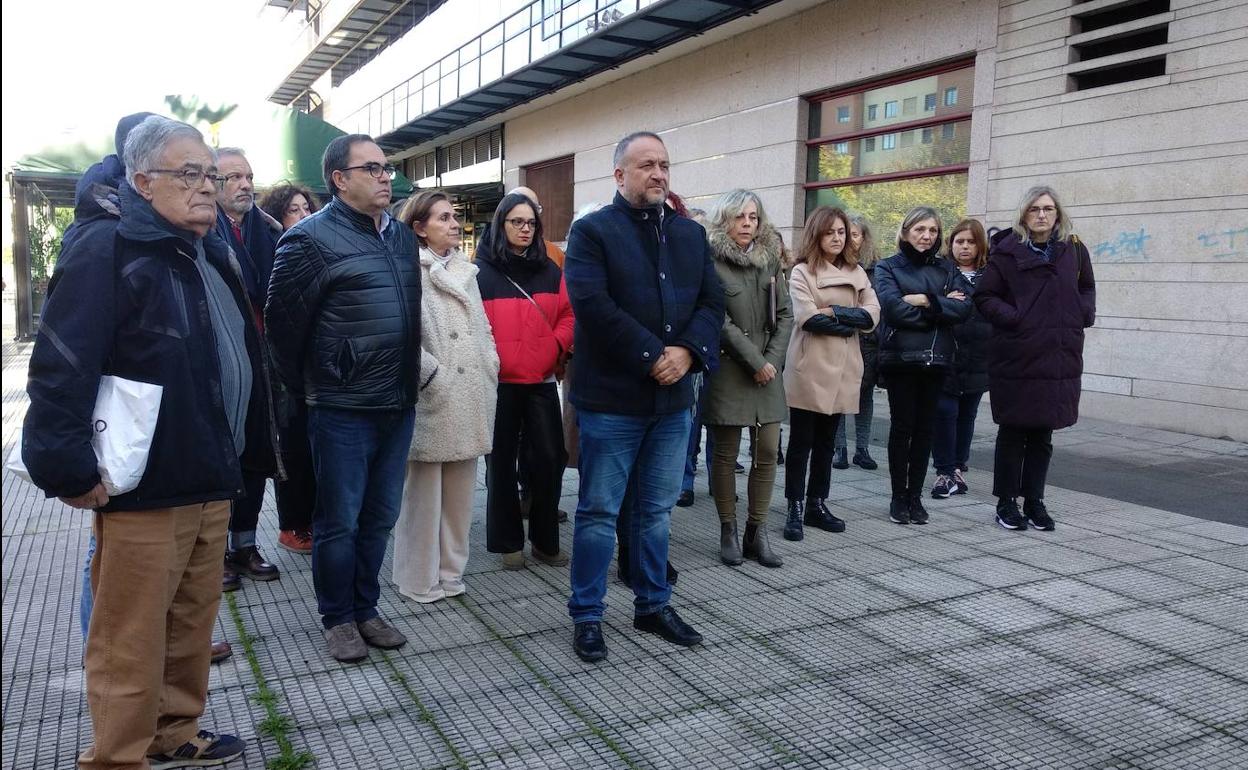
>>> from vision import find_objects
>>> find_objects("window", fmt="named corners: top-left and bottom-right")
top-left (837, 106), bottom-right (850, 123)
top-left (805, 61), bottom-right (974, 234)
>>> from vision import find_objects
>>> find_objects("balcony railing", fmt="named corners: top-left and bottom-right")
top-left (345, 0), bottom-right (661, 138)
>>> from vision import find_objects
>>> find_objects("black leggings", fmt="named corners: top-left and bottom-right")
top-left (784, 408), bottom-right (841, 501)
top-left (884, 370), bottom-right (945, 497)
top-left (992, 425), bottom-right (1054, 501)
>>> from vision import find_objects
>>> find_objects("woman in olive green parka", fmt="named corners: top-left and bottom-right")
top-left (702, 189), bottom-right (794, 569)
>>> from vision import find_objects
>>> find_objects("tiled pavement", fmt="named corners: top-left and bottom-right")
top-left (3, 328), bottom-right (1247, 769)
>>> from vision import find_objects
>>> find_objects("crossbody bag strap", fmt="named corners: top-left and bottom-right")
top-left (502, 271), bottom-right (554, 329)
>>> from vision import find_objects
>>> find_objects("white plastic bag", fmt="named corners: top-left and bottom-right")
top-left (91, 376), bottom-right (163, 496)
top-left (4, 376), bottom-right (163, 497)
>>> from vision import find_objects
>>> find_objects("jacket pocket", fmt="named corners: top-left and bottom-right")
top-left (329, 338), bottom-right (357, 385)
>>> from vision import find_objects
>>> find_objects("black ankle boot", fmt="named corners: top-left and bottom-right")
top-left (832, 447), bottom-right (849, 469)
top-left (783, 500), bottom-right (804, 541)
top-left (852, 448), bottom-right (878, 470)
top-left (743, 522), bottom-right (783, 568)
top-left (804, 497), bottom-right (847, 533)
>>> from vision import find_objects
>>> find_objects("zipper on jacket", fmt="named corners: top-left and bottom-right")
top-left (385, 250), bottom-right (413, 407)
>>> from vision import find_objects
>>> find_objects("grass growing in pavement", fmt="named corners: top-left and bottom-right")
top-left (379, 653), bottom-right (470, 770)
top-left (224, 593), bottom-right (314, 770)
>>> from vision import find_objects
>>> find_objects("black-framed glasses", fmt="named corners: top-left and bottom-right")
top-left (147, 168), bottom-right (224, 190)
top-left (223, 172), bottom-right (255, 185)
top-left (505, 218), bottom-right (537, 231)
top-left (340, 163), bottom-right (397, 180)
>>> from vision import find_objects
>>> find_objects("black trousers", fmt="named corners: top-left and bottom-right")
top-left (229, 470), bottom-right (267, 534)
top-left (992, 425), bottom-right (1054, 501)
top-left (784, 408), bottom-right (841, 501)
top-left (486, 382), bottom-right (565, 554)
top-left (884, 369), bottom-right (945, 497)
top-left (275, 401), bottom-right (316, 532)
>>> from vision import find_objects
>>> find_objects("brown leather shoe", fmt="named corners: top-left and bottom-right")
top-left (222, 564), bottom-right (241, 593)
top-left (226, 546), bottom-right (280, 581)
top-left (210, 640), bottom-right (233, 664)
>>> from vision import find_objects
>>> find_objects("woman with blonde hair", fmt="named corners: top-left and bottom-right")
top-left (832, 212), bottom-right (882, 471)
top-left (975, 185), bottom-right (1095, 531)
top-left (782, 206), bottom-right (879, 541)
top-left (930, 218), bottom-right (991, 499)
top-left (392, 190), bottom-right (499, 602)
top-left (874, 206), bottom-right (972, 525)
top-left (701, 189), bottom-right (793, 567)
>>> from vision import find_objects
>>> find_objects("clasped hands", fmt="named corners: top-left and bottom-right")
top-left (650, 345), bottom-right (693, 386)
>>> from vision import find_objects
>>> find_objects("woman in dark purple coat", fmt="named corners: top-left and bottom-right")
top-left (975, 186), bottom-right (1096, 531)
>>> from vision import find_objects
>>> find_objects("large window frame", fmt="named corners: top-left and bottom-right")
top-left (804, 58), bottom-right (973, 193)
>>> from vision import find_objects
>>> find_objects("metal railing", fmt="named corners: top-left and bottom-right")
top-left (345, 0), bottom-right (660, 138)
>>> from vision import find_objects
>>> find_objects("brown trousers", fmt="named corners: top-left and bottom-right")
top-left (710, 422), bottom-right (782, 525)
top-left (79, 501), bottom-right (230, 770)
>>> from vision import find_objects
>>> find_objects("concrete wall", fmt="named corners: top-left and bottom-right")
top-left (985, 0), bottom-right (1248, 440)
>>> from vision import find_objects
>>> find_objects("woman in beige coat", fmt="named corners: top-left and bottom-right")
top-left (782, 206), bottom-right (880, 540)
top-left (393, 190), bottom-right (499, 602)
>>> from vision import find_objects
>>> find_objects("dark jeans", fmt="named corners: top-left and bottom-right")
top-left (993, 425), bottom-right (1054, 501)
top-left (569, 409), bottom-right (689, 623)
top-left (834, 344), bottom-right (879, 451)
top-left (308, 406), bottom-right (414, 629)
top-left (681, 373), bottom-right (708, 494)
top-left (486, 383), bottom-right (565, 555)
top-left (932, 391), bottom-right (984, 475)
top-left (784, 408), bottom-right (841, 501)
top-left (276, 400), bottom-right (316, 532)
top-left (884, 370), bottom-right (945, 497)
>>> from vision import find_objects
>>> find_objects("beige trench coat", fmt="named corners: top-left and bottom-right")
top-left (784, 261), bottom-right (880, 415)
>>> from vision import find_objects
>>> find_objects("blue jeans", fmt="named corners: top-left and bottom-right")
top-left (308, 406), bottom-right (415, 629)
top-left (569, 409), bottom-right (691, 623)
top-left (81, 532), bottom-right (95, 640)
top-left (931, 391), bottom-right (984, 475)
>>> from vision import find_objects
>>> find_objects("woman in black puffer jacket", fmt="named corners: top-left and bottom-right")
top-left (874, 206), bottom-right (973, 525)
top-left (930, 219), bottom-right (992, 500)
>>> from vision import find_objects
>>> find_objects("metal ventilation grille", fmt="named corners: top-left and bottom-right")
top-left (1068, 0), bottom-right (1171, 92)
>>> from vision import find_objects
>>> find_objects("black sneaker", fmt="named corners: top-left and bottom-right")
top-left (889, 497), bottom-right (910, 525)
top-left (930, 475), bottom-right (956, 499)
top-left (573, 621), bottom-right (608, 663)
top-left (675, 489), bottom-right (695, 507)
top-left (908, 495), bottom-right (929, 525)
top-left (995, 499), bottom-right (1027, 531)
top-left (1024, 499), bottom-right (1056, 531)
top-left (148, 730), bottom-right (245, 769)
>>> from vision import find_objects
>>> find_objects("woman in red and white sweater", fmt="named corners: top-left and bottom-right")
top-left (476, 192), bottom-right (575, 569)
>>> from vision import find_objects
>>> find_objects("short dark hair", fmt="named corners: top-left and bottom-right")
top-left (258, 181), bottom-right (321, 230)
top-left (613, 131), bottom-right (663, 168)
top-left (322, 134), bottom-right (375, 197)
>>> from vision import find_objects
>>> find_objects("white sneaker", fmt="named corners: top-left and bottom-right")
top-left (399, 586), bottom-right (446, 604)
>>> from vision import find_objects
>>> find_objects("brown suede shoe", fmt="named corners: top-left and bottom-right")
top-left (324, 623), bottom-right (368, 662)
top-left (210, 640), bottom-right (233, 664)
top-left (357, 616), bottom-right (407, 649)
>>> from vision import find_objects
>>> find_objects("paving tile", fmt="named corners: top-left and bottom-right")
top-left (1125, 733), bottom-right (1248, 770)
top-left (1063, 534), bottom-right (1185, 564)
top-left (607, 706), bottom-right (790, 769)
top-left (804, 544), bottom-right (918, 576)
top-left (1166, 592), bottom-right (1248, 634)
top-left (1018, 621), bottom-right (1174, 675)
top-left (937, 591), bottom-right (1067, 634)
top-left (1007, 577), bottom-right (1142, 618)
top-left (866, 565), bottom-right (989, 603)
top-left (1096, 608), bottom-right (1243, 657)
top-left (784, 576), bottom-right (913, 620)
top-left (1078, 565), bottom-right (1212, 604)
top-left (1197, 546), bottom-right (1248, 571)
top-left (850, 606), bottom-right (986, 652)
top-left (768, 623), bottom-right (896, 677)
top-left (925, 641), bottom-right (1085, 697)
top-left (1115, 662), bottom-right (1248, 725)
top-left (935, 553), bottom-right (1056, 587)
top-left (479, 735), bottom-right (630, 769)
top-left (996, 543), bottom-right (1121, 575)
top-left (1186, 640), bottom-right (1248, 680)
top-left (1142, 555), bottom-right (1248, 590)
top-left (1016, 682), bottom-right (1207, 757)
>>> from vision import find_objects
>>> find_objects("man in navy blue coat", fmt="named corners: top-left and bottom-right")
top-left (564, 132), bottom-right (724, 662)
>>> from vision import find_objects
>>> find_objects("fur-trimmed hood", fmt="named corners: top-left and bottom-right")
top-left (708, 223), bottom-right (783, 270)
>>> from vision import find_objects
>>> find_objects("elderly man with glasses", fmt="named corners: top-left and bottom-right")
top-left (23, 115), bottom-right (279, 768)
top-left (266, 134), bottom-right (422, 663)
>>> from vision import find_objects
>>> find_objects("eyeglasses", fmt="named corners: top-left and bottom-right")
top-left (505, 218), bottom-right (537, 231)
top-left (339, 163), bottom-right (397, 180)
top-left (223, 172), bottom-right (254, 185)
top-left (1027, 206), bottom-right (1057, 216)
top-left (147, 167), bottom-right (224, 190)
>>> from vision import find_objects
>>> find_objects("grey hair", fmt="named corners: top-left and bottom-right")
top-left (847, 212), bottom-right (880, 268)
top-left (613, 131), bottom-right (663, 168)
top-left (896, 206), bottom-right (943, 251)
top-left (1011, 184), bottom-right (1073, 241)
top-left (216, 147), bottom-right (247, 161)
top-left (708, 189), bottom-right (769, 234)
top-left (123, 115), bottom-right (209, 187)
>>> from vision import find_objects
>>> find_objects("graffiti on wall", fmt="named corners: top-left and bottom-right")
top-left (1092, 227), bottom-right (1150, 262)
top-left (1089, 224), bottom-right (1248, 262)
top-left (1196, 226), bottom-right (1248, 260)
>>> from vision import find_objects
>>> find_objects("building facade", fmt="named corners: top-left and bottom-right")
top-left (265, 0), bottom-right (1248, 441)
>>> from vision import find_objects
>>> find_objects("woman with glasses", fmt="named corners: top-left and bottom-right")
top-left (701, 189), bottom-right (793, 567)
top-left (930, 219), bottom-right (991, 500)
top-left (391, 191), bottom-right (498, 602)
top-left (476, 192), bottom-right (575, 569)
top-left (975, 186), bottom-right (1096, 531)
top-left (257, 182), bottom-right (322, 555)
top-left (874, 207), bottom-right (972, 526)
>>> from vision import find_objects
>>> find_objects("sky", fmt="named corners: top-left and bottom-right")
top-left (1, 0), bottom-right (286, 170)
